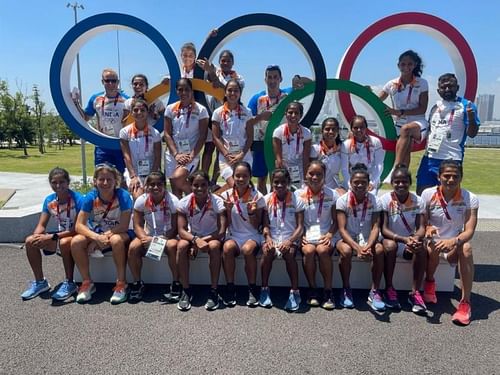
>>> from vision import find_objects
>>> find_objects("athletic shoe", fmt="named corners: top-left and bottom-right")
top-left (408, 291), bottom-right (427, 315)
top-left (284, 290), bottom-right (301, 312)
top-left (223, 283), bottom-right (236, 307)
top-left (52, 280), bottom-right (77, 301)
top-left (385, 286), bottom-right (401, 309)
top-left (177, 289), bottom-right (192, 311)
top-left (368, 289), bottom-right (386, 312)
top-left (259, 287), bottom-right (273, 308)
top-left (306, 288), bottom-right (320, 307)
top-left (169, 281), bottom-right (182, 302)
top-left (110, 281), bottom-right (128, 304)
top-left (21, 279), bottom-right (50, 300)
top-left (339, 288), bottom-right (354, 309)
top-left (423, 280), bottom-right (437, 304)
top-left (321, 289), bottom-right (335, 310)
top-left (128, 280), bottom-right (145, 304)
top-left (205, 288), bottom-right (220, 311)
top-left (76, 280), bottom-right (96, 303)
top-left (452, 300), bottom-right (472, 326)
top-left (246, 285), bottom-right (259, 307)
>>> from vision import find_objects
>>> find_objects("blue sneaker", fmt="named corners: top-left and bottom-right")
top-left (368, 289), bottom-right (386, 311)
top-left (52, 280), bottom-right (78, 301)
top-left (340, 288), bottom-right (354, 308)
top-left (284, 290), bottom-right (301, 312)
top-left (259, 287), bottom-right (273, 308)
top-left (21, 279), bottom-right (50, 300)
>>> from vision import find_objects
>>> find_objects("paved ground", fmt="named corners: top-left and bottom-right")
top-left (1, 226), bottom-right (498, 374)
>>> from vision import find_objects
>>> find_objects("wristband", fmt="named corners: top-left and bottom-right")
top-left (393, 233), bottom-right (398, 242)
top-left (191, 235), bottom-right (198, 244)
top-left (400, 109), bottom-right (405, 116)
top-left (51, 233), bottom-right (60, 241)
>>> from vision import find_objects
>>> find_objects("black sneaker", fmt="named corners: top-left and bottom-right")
top-left (306, 288), bottom-right (320, 307)
top-left (246, 285), bottom-right (259, 307)
top-left (205, 288), bottom-right (220, 311)
top-left (223, 284), bottom-right (236, 307)
top-left (128, 280), bottom-right (145, 303)
top-left (168, 281), bottom-right (182, 302)
top-left (177, 289), bottom-right (192, 311)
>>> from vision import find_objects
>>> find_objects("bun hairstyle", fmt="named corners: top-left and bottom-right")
top-left (391, 163), bottom-right (412, 185)
top-left (439, 159), bottom-right (463, 177)
top-left (145, 171), bottom-right (166, 186)
top-left (48, 167), bottom-right (70, 183)
top-left (271, 168), bottom-right (291, 184)
top-left (188, 170), bottom-right (210, 184)
top-left (350, 162), bottom-right (369, 181)
top-left (398, 50), bottom-right (424, 77)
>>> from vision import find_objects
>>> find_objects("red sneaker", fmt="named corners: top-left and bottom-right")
top-left (423, 280), bottom-right (437, 304)
top-left (452, 300), bottom-right (471, 326)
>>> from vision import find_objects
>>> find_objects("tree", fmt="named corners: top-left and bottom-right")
top-left (0, 80), bottom-right (35, 155)
top-left (32, 85), bottom-right (45, 154)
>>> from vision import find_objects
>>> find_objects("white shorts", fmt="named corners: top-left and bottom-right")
top-left (219, 152), bottom-right (253, 181)
top-left (164, 152), bottom-right (199, 178)
top-left (227, 233), bottom-right (262, 250)
top-left (395, 118), bottom-right (428, 140)
top-left (206, 128), bottom-right (213, 143)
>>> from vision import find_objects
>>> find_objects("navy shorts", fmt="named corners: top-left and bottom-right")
top-left (252, 150), bottom-right (268, 178)
top-left (94, 147), bottom-right (125, 174)
top-left (416, 156), bottom-right (462, 190)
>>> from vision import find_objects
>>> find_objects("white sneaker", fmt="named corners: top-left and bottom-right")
top-left (110, 281), bottom-right (128, 304)
top-left (76, 280), bottom-right (96, 303)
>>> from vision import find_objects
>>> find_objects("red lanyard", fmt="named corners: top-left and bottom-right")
top-left (349, 191), bottom-right (368, 221)
top-left (391, 192), bottom-right (413, 234)
top-left (271, 191), bottom-right (289, 222)
top-left (56, 194), bottom-right (71, 223)
top-left (100, 95), bottom-right (119, 116)
top-left (174, 101), bottom-right (194, 129)
top-left (406, 86), bottom-right (413, 105)
top-left (231, 187), bottom-right (251, 222)
top-left (222, 103), bottom-right (241, 133)
top-left (320, 140), bottom-right (338, 155)
top-left (266, 93), bottom-right (281, 110)
top-left (284, 123), bottom-right (302, 154)
top-left (306, 187), bottom-right (325, 219)
top-left (189, 194), bottom-right (211, 223)
top-left (436, 187), bottom-right (452, 220)
top-left (350, 136), bottom-right (371, 163)
top-left (146, 194), bottom-right (169, 232)
top-left (129, 123), bottom-right (149, 153)
top-left (99, 192), bottom-right (116, 220)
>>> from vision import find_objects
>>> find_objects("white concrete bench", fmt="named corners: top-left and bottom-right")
top-left (75, 252), bottom-right (456, 291)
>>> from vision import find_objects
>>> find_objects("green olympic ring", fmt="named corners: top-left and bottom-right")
top-left (264, 78), bottom-right (396, 182)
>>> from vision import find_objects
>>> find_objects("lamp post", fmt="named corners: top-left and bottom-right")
top-left (67, 2), bottom-right (87, 183)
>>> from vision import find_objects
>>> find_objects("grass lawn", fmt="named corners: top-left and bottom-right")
top-left (0, 144), bottom-right (95, 176)
top-left (0, 145), bottom-right (498, 195)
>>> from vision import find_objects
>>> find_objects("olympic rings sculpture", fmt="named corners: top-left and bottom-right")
top-left (50, 11), bottom-right (478, 176)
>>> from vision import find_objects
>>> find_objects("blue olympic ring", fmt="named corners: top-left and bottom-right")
top-left (194, 13), bottom-right (327, 126)
top-left (49, 13), bottom-right (180, 149)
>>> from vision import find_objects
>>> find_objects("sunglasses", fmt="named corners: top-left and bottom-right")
top-left (133, 107), bottom-right (147, 113)
top-left (103, 79), bottom-right (118, 84)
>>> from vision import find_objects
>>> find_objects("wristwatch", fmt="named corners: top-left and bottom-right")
top-left (51, 233), bottom-right (60, 241)
top-left (191, 235), bottom-right (198, 244)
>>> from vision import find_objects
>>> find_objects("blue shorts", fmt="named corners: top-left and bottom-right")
top-left (416, 156), bottom-right (462, 190)
top-left (252, 150), bottom-right (268, 178)
top-left (94, 147), bottom-right (125, 174)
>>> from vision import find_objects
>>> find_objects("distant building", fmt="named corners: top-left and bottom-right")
top-left (476, 94), bottom-right (495, 123)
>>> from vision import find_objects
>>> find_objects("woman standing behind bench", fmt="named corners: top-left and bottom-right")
top-left (71, 164), bottom-right (133, 305)
top-left (21, 167), bottom-right (83, 301)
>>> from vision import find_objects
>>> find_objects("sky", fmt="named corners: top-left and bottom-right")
top-left (1, 0), bottom-right (499, 124)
